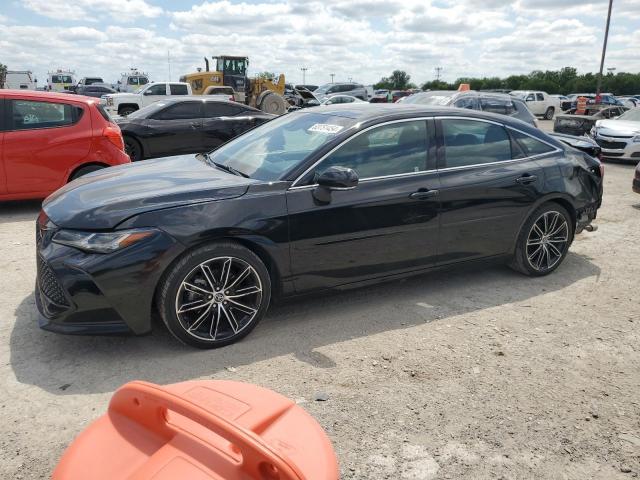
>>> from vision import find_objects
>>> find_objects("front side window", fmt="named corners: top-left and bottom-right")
top-left (154, 102), bottom-right (202, 120)
top-left (311, 120), bottom-right (428, 180)
top-left (138, 77), bottom-right (149, 86)
top-left (525, 94), bottom-right (535, 101)
top-left (509, 129), bottom-right (556, 157)
top-left (146, 84), bottom-right (167, 95)
top-left (204, 103), bottom-right (244, 116)
top-left (441, 119), bottom-right (512, 168)
top-left (170, 84), bottom-right (189, 95)
top-left (10, 100), bottom-right (81, 130)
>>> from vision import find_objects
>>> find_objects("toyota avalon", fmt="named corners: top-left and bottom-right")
top-left (35, 104), bottom-right (603, 348)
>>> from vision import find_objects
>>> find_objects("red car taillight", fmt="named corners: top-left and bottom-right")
top-left (229, 96), bottom-right (234, 102)
top-left (103, 124), bottom-right (124, 151)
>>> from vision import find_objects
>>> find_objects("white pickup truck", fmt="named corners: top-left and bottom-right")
top-left (103, 82), bottom-right (192, 116)
top-left (509, 90), bottom-right (561, 120)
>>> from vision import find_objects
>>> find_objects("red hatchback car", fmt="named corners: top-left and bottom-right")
top-left (0, 90), bottom-right (130, 201)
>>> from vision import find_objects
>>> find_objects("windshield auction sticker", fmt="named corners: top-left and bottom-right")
top-left (308, 124), bottom-right (344, 134)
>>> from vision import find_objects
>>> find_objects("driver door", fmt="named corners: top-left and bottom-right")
top-left (145, 101), bottom-right (204, 157)
top-left (141, 83), bottom-right (167, 107)
top-left (285, 119), bottom-right (441, 293)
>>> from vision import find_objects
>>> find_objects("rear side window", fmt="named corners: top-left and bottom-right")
top-left (510, 129), bottom-right (556, 157)
top-left (170, 84), bottom-right (189, 95)
top-left (480, 98), bottom-right (515, 115)
top-left (454, 96), bottom-right (479, 110)
top-left (96, 104), bottom-right (113, 123)
top-left (204, 102), bottom-right (244, 116)
top-left (9, 100), bottom-right (83, 130)
top-left (441, 119), bottom-right (512, 168)
top-left (536, 93), bottom-right (544, 101)
top-left (154, 102), bottom-right (202, 120)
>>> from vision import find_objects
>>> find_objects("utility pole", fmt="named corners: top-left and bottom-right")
top-left (300, 67), bottom-right (308, 85)
top-left (330, 73), bottom-right (335, 83)
top-left (167, 50), bottom-right (171, 81)
top-left (596, 0), bottom-right (613, 95)
top-left (435, 67), bottom-right (443, 81)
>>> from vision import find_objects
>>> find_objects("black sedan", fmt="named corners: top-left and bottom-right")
top-left (116, 97), bottom-right (274, 162)
top-left (36, 105), bottom-right (603, 348)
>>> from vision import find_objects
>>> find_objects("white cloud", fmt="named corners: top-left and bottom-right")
top-left (23, 0), bottom-right (163, 22)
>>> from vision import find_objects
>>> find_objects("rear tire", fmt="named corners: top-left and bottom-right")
top-left (70, 164), bottom-right (105, 181)
top-left (510, 203), bottom-right (573, 276)
top-left (124, 136), bottom-right (142, 162)
top-left (157, 241), bottom-right (271, 349)
top-left (544, 107), bottom-right (555, 120)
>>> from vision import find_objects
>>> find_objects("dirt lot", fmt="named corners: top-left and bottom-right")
top-left (1, 159), bottom-right (639, 479)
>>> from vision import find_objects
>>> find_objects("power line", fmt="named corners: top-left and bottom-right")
top-left (300, 67), bottom-right (308, 85)
top-left (435, 67), bottom-right (443, 81)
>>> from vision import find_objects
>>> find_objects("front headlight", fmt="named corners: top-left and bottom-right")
top-left (632, 135), bottom-right (640, 143)
top-left (52, 228), bottom-right (157, 253)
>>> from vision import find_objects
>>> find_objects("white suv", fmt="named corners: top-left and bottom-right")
top-left (103, 82), bottom-right (192, 117)
top-left (509, 91), bottom-right (561, 120)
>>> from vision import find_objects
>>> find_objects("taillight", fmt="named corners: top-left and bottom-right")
top-left (103, 125), bottom-right (124, 151)
top-left (599, 162), bottom-right (604, 178)
top-left (229, 96), bottom-right (234, 102)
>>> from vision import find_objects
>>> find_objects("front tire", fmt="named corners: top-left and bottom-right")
top-left (544, 107), bottom-right (555, 120)
top-left (510, 203), bottom-right (573, 276)
top-left (157, 242), bottom-right (271, 349)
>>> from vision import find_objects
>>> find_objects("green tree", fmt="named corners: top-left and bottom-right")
top-left (375, 70), bottom-right (412, 90)
top-left (0, 63), bottom-right (7, 89)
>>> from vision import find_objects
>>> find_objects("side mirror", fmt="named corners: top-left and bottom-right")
top-left (313, 166), bottom-right (358, 204)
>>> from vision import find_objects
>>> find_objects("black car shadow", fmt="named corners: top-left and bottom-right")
top-left (0, 200), bottom-right (42, 224)
top-left (10, 252), bottom-right (600, 395)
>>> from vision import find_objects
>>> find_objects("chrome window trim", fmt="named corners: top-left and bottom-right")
top-left (290, 117), bottom-right (433, 188)
top-left (289, 115), bottom-right (563, 189)
top-left (435, 116), bottom-right (562, 173)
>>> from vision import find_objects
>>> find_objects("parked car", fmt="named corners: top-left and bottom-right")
top-left (551, 95), bottom-right (573, 112)
top-left (617, 97), bottom-right (639, 109)
top-left (509, 91), bottom-right (561, 120)
top-left (295, 84), bottom-right (318, 92)
top-left (103, 82), bottom-right (192, 117)
top-left (401, 91), bottom-right (538, 126)
top-left (553, 106), bottom-right (628, 136)
top-left (313, 82), bottom-right (368, 101)
top-left (320, 95), bottom-right (364, 105)
top-left (284, 86), bottom-right (320, 110)
top-left (116, 97), bottom-right (274, 162)
top-left (391, 90), bottom-right (412, 103)
top-left (369, 90), bottom-right (390, 103)
top-left (591, 108), bottom-right (640, 162)
top-left (633, 161), bottom-right (640, 194)
top-left (75, 84), bottom-right (117, 98)
top-left (75, 77), bottom-right (104, 91)
top-left (35, 105), bottom-right (603, 348)
top-left (568, 93), bottom-right (622, 113)
top-left (0, 89), bottom-right (130, 201)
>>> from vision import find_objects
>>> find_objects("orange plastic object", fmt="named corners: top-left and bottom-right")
top-left (53, 380), bottom-right (339, 480)
top-left (457, 83), bottom-right (470, 91)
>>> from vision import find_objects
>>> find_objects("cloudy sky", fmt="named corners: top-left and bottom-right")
top-left (1, 0), bottom-right (638, 87)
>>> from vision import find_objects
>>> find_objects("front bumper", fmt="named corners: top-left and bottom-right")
top-left (35, 220), bottom-right (183, 336)
top-left (593, 134), bottom-right (640, 161)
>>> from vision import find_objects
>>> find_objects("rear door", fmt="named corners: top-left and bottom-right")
top-left (145, 101), bottom-right (204, 157)
top-left (3, 97), bottom-right (91, 195)
top-left (286, 118), bottom-right (441, 292)
top-left (435, 117), bottom-right (555, 263)
top-left (201, 102), bottom-right (253, 151)
top-left (0, 97), bottom-right (6, 195)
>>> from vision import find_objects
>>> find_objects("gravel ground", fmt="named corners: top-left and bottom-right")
top-left (1, 158), bottom-right (639, 479)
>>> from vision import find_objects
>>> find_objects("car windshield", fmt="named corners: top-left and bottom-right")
top-left (618, 109), bottom-right (640, 122)
top-left (402, 92), bottom-right (454, 105)
top-left (509, 91), bottom-right (527, 99)
top-left (206, 112), bottom-right (357, 181)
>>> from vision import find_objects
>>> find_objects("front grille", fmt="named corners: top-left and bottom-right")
top-left (631, 152), bottom-right (640, 158)
top-left (602, 152), bottom-right (624, 157)
top-left (596, 139), bottom-right (628, 150)
top-left (37, 256), bottom-right (69, 306)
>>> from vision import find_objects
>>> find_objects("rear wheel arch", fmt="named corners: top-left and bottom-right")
top-left (123, 134), bottom-right (144, 161)
top-left (118, 104), bottom-right (139, 115)
top-left (67, 162), bottom-right (110, 182)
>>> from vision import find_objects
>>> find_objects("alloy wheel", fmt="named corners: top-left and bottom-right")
top-left (526, 210), bottom-right (569, 272)
top-left (174, 256), bottom-right (263, 342)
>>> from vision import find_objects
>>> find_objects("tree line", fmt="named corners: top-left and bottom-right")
top-left (375, 67), bottom-right (640, 95)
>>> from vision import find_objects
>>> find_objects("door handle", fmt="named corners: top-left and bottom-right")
top-left (190, 122), bottom-right (200, 129)
top-left (515, 174), bottom-right (538, 184)
top-left (409, 189), bottom-right (439, 199)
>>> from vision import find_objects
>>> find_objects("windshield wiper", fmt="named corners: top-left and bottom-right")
top-left (204, 154), bottom-right (250, 178)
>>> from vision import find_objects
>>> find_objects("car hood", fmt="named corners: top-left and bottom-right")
top-left (548, 132), bottom-right (598, 149)
top-left (595, 119), bottom-right (640, 135)
top-left (43, 155), bottom-right (255, 230)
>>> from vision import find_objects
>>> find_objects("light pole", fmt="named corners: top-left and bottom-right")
top-left (596, 0), bottom-right (613, 95)
top-left (330, 73), bottom-right (335, 83)
top-left (435, 67), bottom-right (443, 81)
top-left (300, 67), bottom-right (308, 85)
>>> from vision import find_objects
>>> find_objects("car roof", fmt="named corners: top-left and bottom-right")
top-left (0, 89), bottom-right (96, 104)
top-left (300, 103), bottom-right (542, 130)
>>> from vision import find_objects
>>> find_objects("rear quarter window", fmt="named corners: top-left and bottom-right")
top-left (9, 99), bottom-right (84, 131)
top-left (510, 129), bottom-right (556, 156)
top-left (170, 84), bottom-right (189, 95)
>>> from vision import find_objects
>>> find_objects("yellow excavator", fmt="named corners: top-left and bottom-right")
top-left (180, 56), bottom-right (288, 115)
